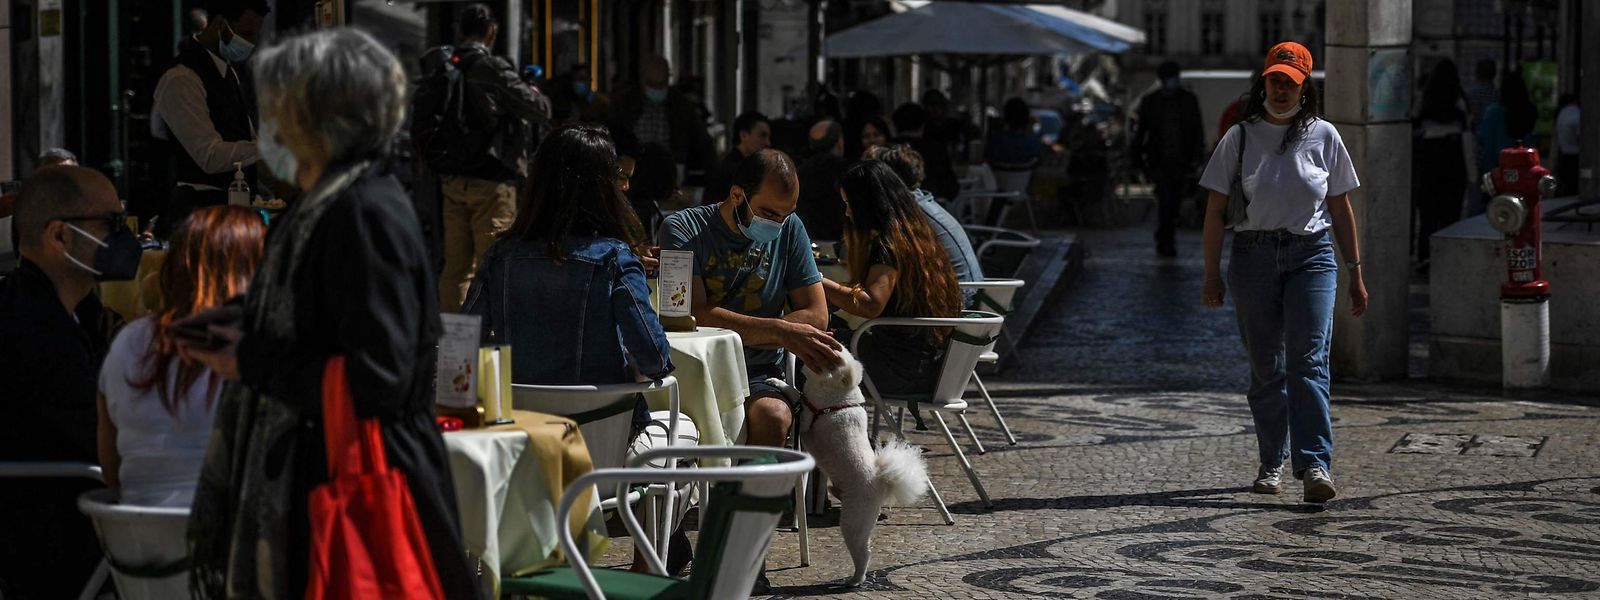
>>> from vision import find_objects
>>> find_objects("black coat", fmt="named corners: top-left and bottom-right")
top-left (233, 169), bottom-right (478, 598)
top-left (796, 151), bottom-right (851, 241)
top-left (0, 258), bottom-right (112, 598)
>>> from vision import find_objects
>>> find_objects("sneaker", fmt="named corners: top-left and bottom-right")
top-left (1252, 463), bottom-right (1284, 494)
top-left (1302, 466), bottom-right (1337, 503)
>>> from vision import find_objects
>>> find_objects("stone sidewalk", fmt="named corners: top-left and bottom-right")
top-left (602, 226), bottom-right (1600, 599)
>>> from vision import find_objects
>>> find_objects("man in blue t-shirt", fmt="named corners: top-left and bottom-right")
top-left (659, 148), bottom-right (843, 448)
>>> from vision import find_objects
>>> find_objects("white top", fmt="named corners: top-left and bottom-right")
top-left (151, 38), bottom-right (259, 189)
top-left (1199, 118), bottom-right (1360, 234)
top-left (98, 317), bottom-right (220, 507)
top-left (1555, 105), bottom-right (1580, 155)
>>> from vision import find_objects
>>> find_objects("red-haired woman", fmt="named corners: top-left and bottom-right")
top-left (96, 206), bottom-right (266, 507)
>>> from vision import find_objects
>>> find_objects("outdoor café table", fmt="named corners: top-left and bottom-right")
top-left (644, 327), bottom-right (749, 467)
top-left (99, 249), bottom-right (167, 319)
top-left (444, 409), bottom-right (608, 594)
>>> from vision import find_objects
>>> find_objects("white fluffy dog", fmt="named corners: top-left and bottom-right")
top-left (775, 349), bottom-right (929, 587)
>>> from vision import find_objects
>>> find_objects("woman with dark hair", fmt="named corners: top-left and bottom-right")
top-left (1199, 42), bottom-right (1366, 505)
top-left (463, 123), bottom-right (673, 389)
top-left (985, 97), bottom-right (1044, 170)
top-left (98, 206), bottom-right (266, 507)
top-left (857, 116), bottom-right (891, 159)
top-left (844, 90), bottom-right (885, 159)
top-left (1412, 59), bottom-right (1472, 266)
top-left (821, 160), bottom-right (963, 395)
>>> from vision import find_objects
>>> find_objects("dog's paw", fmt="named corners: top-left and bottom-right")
top-left (840, 574), bottom-right (866, 588)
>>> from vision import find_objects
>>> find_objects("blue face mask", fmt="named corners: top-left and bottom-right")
top-left (219, 21), bottom-right (255, 62)
top-left (257, 119), bottom-right (299, 183)
top-left (574, 81), bottom-right (590, 98)
top-left (1162, 77), bottom-right (1181, 91)
top-left (737, 197), bottom-right (785, 243)
top-left (644, 86), bottom-right (668, 104)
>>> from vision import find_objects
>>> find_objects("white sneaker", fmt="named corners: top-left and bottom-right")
top-left (1252, 463), bottom-right (1284, 494)
top-left (1303, 466), bottom-right (1337, 503)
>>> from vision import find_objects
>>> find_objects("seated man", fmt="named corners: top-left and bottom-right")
top-left (866, 144), bottom-right (985, 289)
top-left (0, 165), bottom-right (134, 598)
top-left (659, 148), bottom-right (843, 449)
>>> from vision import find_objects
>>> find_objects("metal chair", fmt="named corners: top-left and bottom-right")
top-left (498, 446), bottom-right (814, 600)
top-left (76, 489), bottom-right (190, 600)
top-left (851, 311), bottom-right (1005, 524)
top-left (991, 167), bottom-right (1040, 231)
top-left (963, 224), bottom-right (1042, 279)
top-left (0, 461), bottom-right (110, 600)
top-left (512, 376), bottom-right (683, 565)
top-left (958, 279), bottom-right (1027, 449)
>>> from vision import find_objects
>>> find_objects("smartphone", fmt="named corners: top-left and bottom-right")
top-left (169, 304), bottom-right (244, 350)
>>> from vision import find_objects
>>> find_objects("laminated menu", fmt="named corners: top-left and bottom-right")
top-left (435, 313), bottom-right (482, 410)
top-left (655, 250), bottom-right (697, 331)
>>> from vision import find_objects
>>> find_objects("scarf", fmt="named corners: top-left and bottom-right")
top-left (188, 161), bottom-right (375, 599)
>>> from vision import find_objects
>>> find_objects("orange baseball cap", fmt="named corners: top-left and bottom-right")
top-left (1263, 42), bottom-right (1312, 84)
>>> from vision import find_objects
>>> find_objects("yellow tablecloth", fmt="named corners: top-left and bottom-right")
top-left (444, 410), bottom-right (608, 592)
top-left (645, 327), bottom-right (749, 467)
top-left (99, 250), bottom-right (167, 320)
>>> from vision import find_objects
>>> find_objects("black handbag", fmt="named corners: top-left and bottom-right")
top-left (1223, 123), bottom-right (1250, 229)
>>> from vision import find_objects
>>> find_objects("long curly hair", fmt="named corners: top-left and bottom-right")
top-left (838, 160), bottom-right (962, 323)
top-left (1234, 72), bottom-right (1322, 154)
top-left (133, 206), bottom-right (266, 414)
top-left (510, 124), bottom-right (646, 259)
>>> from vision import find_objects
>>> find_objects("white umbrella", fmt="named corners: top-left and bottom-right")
top-left (825, 2), bottom-right (1145, 58)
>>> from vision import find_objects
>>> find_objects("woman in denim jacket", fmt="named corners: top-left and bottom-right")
top-left (462, 124), bottom-right (673, 394)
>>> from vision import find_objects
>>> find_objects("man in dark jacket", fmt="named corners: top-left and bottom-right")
top-left (702, 111), bottom-right (770, 205)
top-left (0, 166), bottom-right (130, 599)
top-left (610, 55), bottom-right (712, 184)
top-left (1133, 61), bottom-right (1204, 257)
top-left (795, 119), bottom-right (850, 241)
top-left (891, 102), bottom-right (960, 201)
top-left (434, 3), bottom-right (551, 312)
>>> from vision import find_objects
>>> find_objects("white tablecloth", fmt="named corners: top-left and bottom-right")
top-left (645, 327), bottom-right (749, 466)
top-left (444, 410), bottom-right (608, 593)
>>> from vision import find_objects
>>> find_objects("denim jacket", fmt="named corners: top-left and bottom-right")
top-left (462, 236), bottom-right (673, 385)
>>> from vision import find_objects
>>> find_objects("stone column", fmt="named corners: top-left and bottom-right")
top-left (1582, 0), bottom-right (1599, 203)
top-left (1324, 0), bottom-right (1412, 381)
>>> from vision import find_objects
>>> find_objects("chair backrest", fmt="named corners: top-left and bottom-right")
top-left (549, 447), bottom-right (813, 600)
top-left (77, 489), bottom-right (191, 600)
top-left (960, 278), bottom-right (1026, 316)
top-left (964, 225), bottom-right (1041, 279)
top-left (510, 386), bottom-right (637, 472)
top-left (992, 169), bottom-right (1033, 195)
top-left (931, 311), bottom-right (1005, 401)
top-left (965, 163), bottom-right (997, 192)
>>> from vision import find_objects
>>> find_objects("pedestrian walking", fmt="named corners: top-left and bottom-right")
top-left (1198, 42), bottom-right (1368, 504)
top-left (1133, 61), bottom-right (1204, 257)
top-left (415, 3), bottom-right (551, 313)
top-left (1411, 59), bottom-right (1472, 268)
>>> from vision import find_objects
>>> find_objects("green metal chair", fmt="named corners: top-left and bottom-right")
top-left (499, 446), bottom-right (814, 600)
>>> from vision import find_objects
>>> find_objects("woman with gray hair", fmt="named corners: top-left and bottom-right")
top-left (181, 28), bottom-right (478, 598)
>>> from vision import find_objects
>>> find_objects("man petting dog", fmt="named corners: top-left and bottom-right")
top-left (660, 148), bottom-right (844, 450)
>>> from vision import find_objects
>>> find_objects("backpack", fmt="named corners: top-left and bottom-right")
top-left (410, 46), bottom-right (494, 175)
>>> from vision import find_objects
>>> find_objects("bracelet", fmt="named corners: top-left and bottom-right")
top-left (1345, 260), bottom-right (1362, 270)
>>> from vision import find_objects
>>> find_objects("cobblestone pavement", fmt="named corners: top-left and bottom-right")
top-left (607, 226), bottom-right (1600, 599)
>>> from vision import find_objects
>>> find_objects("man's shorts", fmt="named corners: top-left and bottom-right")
top-left (744, 364), bottom-right (796, 411)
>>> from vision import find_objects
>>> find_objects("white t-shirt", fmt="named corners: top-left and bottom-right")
top-left (98, 317), bottom-right (220, 507)
top-left (1199, 118), bottom-right (1361, 233)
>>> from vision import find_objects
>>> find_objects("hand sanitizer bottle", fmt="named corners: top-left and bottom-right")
top-left (227, 162), bottom-right (250, 207)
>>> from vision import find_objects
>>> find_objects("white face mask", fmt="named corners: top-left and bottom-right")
top-left (219, 21), bottom-right (255, 62)
top-left (257, 119), bottom-right (299, 183)
top-left (1265, 100), bottom-right (1303, 120)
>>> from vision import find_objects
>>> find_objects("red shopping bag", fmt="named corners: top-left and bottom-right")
top-left (306, 356), bottom-right (447, 600)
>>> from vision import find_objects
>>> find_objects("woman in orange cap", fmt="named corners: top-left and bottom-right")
top-left (1196, 42), bottom-right (1368, 505)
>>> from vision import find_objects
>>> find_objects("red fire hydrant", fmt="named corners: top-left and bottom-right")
top-left (1481, 143), bottom-right (1558, 389)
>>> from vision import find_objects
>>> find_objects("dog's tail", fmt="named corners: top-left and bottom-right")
top-left (874, 439), bottom-right (929, 506)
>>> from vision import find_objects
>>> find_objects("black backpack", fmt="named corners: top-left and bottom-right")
top-left (411, 46), bottom-right (494, 175)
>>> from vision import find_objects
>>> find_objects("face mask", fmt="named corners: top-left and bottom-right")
top-left (574, 81), bottom-right (590, 98)
top-left (257, 119), bottom-right (299, 182)
top-left (219, 21), bottom-right (255, 62)
top-left (1162, 77), bottom-right (1181, 91)
top-left (64, 223), bottom-right (141, 281)
top-left (736, 197), bottom-right (785, 244)
top-left (644, 87), bottom-right (668, 104)
top-left (1265, 100), bottom-right (1303, 120)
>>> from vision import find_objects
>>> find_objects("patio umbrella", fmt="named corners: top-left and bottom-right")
top-left (824, 2), bottom-right (1145, 59)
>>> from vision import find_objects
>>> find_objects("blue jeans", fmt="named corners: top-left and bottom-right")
top-left (1228, 229), bottom-right (1337, 476)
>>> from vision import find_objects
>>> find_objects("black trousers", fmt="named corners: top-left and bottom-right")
top-left (1152, 169), bottom-right (1189, 247)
